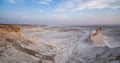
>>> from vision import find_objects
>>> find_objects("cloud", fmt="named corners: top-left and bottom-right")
top-left (34, 0), bottom-right (53, 5)
top-left (56, 0), bottom-right (120, 12)
top-left (8, 0), bottom-right (17, 3)
top-left (8, 0), bottom-right (23, 3)
top-left (8, 0), bottom-right (53, 5)
top-left (87, 14), bottom-right (96, 17)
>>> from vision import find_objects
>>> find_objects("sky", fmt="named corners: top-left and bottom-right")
top-left (0, 0), bottom-right (120, 25)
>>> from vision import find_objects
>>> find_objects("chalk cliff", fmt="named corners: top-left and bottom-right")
top-left (0, 24), bottom-right (21, 38)
top-left (89, 27), bottom-right (107, 47)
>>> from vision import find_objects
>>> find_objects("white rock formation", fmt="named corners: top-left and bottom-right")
top-left (89, 27), bottom-right (110, 47)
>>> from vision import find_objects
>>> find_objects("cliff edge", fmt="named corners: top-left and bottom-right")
top-left (0, 24), bottom-right (21, 38)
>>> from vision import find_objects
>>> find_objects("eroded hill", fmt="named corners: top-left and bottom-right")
top-left (0, 25), bottom-right (120, 63)
top-left (0, 24), bottom-right (55, 63)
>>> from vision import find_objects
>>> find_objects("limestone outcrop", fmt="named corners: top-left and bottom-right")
top-left (0, 24), bottom-right (21, 38)
top-left (89, 27), bottom-right (107, 47)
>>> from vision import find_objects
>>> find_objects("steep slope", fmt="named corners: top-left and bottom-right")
top-left (0, 24), bottom-right (55, 63)
top-left (0, 24), bottom-right (21, 38)
top-left (89, 27), bottom-right (110, 47)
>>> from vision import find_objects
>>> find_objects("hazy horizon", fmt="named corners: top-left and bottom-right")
top-left (0, 0), bottom-right (120, 25)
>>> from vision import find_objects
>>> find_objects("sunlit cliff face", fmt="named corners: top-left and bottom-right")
top-left (0, 24), bottom-right (21, 38)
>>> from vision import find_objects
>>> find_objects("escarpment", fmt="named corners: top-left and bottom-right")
top-left (0, 24), bottom-right (21, 38)
top-left (89, 27), bottom-right (107, 47)
top-left (89, 27), bottom-right (102, 40)
top-left (0, 24), bottom-right (55, 63)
